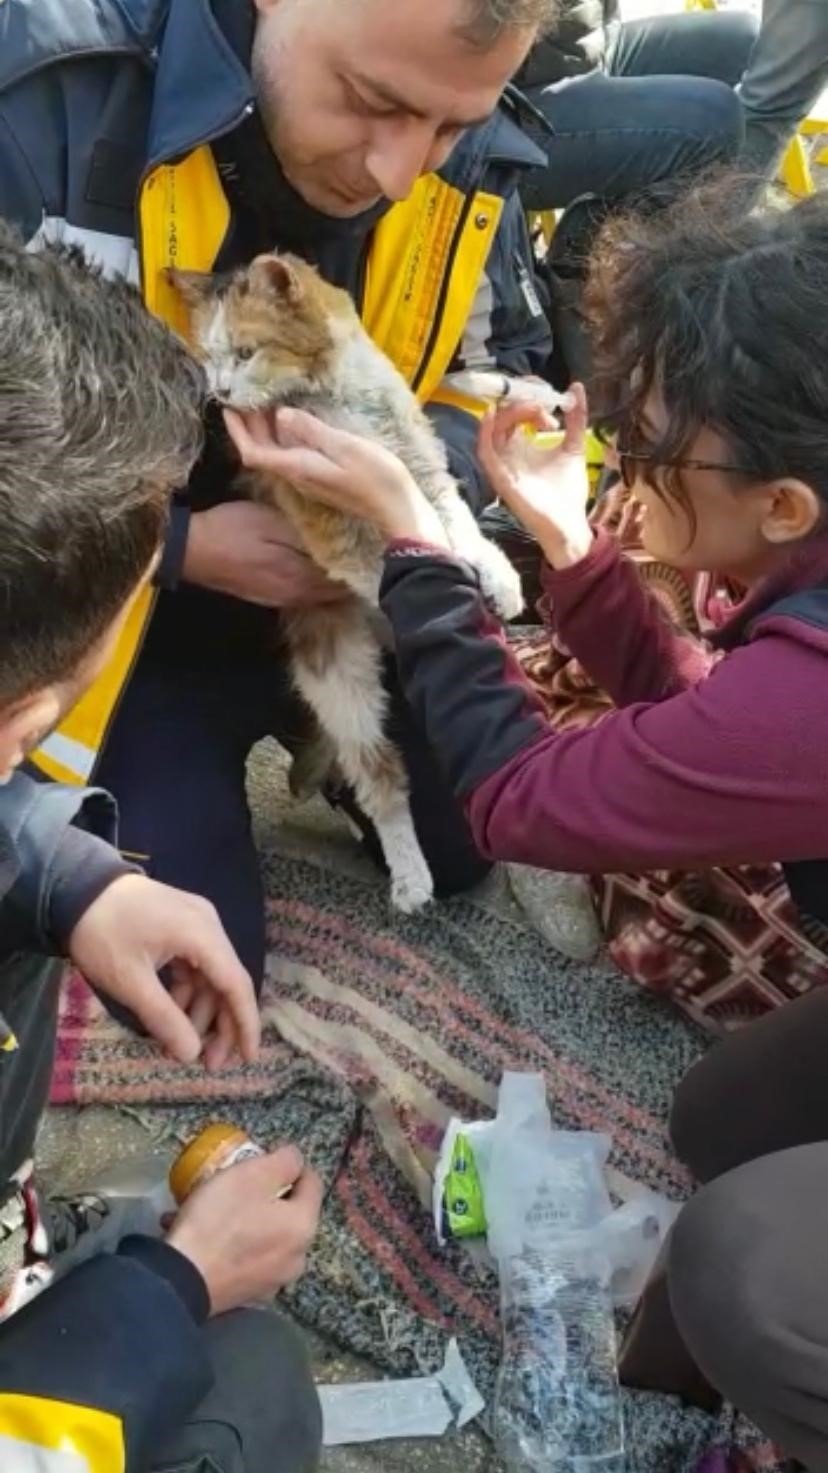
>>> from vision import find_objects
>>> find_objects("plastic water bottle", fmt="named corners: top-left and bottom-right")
top-left (493, 1234), bottom-right (624, 1473)
top-left (484, 1076), bottom-right (625, 1471)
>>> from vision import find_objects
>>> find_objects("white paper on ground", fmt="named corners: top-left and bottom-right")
top-left (438, 1337), bottom-right (485, 1428)
top-left (318, 1339), bottom-right (483, 1446)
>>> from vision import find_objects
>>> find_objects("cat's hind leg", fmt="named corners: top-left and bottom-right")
top-left (284, 604), bottom-right (433, 913)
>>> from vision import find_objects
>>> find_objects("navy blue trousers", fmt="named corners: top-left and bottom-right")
top-left (521, 8), bottom-right (758, 212)
top-left (96, 587), bottom-right (489, 988)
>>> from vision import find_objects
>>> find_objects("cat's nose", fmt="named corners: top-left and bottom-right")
top-left (209, 367), bottom-right (234, 400)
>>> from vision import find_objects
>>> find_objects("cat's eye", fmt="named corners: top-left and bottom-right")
top-left (236, 347), bottom-right (256, 362)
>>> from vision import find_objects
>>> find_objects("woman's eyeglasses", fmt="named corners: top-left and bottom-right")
top-left (615, 447), bottom-right (755, 490)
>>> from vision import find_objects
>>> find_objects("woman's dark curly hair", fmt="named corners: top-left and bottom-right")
top-left (585, 180), bottom-right (828, 523)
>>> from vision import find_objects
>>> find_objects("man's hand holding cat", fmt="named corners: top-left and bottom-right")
top-left (183, 501), bottom-right (347, 608)
top-left (225, 408), bottom-right (450, 548)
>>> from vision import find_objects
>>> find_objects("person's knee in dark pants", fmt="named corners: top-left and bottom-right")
top-left (519, 5), bottom-right (757, 214)
top-left (670, 990), bottom-right (828, 1185)
top-left (95, 632), bottom-right (278, 992)
top-left (148, 1307), bottom-right (321, 1473)
top-left (624, 997), bottom-right (828, 1426)
top-left (668, 1145), bottom-right (828, 1472)
top-left (522, 71), bottom-right (746, 215)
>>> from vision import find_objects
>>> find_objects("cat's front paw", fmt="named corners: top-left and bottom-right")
top-left (390, 856), bottom-right (434, 914)
top-left (476, 544), bottom-right (524, 623)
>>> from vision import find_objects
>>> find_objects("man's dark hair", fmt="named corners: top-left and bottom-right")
top-left (0, 223), bottom-right (205, 706)
top-left (586, 181), bottom-right (828, 532)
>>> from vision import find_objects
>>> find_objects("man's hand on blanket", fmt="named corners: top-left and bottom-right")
top-left (68, 876), bottom-right (260, 1070)
top-left (225, 406), bottom-right (450, 547)
top-left (477, 383), bottom-right (594, 570)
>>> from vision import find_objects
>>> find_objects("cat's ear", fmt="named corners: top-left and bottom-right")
top-left (250, 254), bottom-right (303, 304)
top-left (164, 268), bottom-right (214, 305)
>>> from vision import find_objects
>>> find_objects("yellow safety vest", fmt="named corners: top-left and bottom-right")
top-left (33, 150), bottom-right (502, 786)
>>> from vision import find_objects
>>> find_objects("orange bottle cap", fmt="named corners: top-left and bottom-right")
top-left (169, 1124), bottom-right (251, 1205)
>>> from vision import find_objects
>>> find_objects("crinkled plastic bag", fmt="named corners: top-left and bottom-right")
top-left (589, 1189), bottom-right (680, 1309)
top-left (51, 1151), bottom-right (176, 1277)
top-left (434, 1073), bottom-right (679, 1312)
top-left (485, 1073), bottom-right (612, 1262)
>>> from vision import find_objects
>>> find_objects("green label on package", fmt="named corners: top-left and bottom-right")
top-left (444, 1131), bottom-right (487, 1238)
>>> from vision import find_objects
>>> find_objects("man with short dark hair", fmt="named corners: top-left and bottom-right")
top-left (0, 0), bottom-right (555, 987)
top-left (0, 227), bottom-right (322, 1473)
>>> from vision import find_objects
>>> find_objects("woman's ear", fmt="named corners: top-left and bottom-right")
top-left (760, 478), bottom-right (823, 545)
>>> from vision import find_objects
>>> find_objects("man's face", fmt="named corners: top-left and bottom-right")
top-left (251, 0), bottom-right (535, 217)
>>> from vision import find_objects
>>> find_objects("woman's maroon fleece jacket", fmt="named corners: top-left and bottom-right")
top-left (379, 532), bottom-right (828, 875)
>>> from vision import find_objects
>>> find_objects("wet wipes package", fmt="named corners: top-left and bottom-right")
top-left (435, 1122), bottom-right (490, 1241)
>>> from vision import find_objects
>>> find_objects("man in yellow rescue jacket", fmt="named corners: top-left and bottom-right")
top-left (0, 0), bottom-right (555, 987)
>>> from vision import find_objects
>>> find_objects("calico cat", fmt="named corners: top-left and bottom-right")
top-left (169, 252), bottom-right (523, 913)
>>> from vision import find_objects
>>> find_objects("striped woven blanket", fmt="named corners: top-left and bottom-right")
top-left (52, 849), bottom-right (777, 1473)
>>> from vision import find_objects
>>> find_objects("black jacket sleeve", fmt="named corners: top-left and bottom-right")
top-left (0, 1236), bottom-right (213, 1473)
top-left (380, 543), bottom-right (547, 796)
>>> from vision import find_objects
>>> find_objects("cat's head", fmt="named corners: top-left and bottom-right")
top-left (167, 253), bottom-right (356, 410)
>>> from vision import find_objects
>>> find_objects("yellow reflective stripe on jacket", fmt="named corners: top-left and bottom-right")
top-left (363, 179), bottom-right (502, 403)
top-left (428, 384), bottom-right (489, 420)
top-left (413, 188), bottom-right (500, 404)
top-left (32, 584), bottom-right (155, 786)
top-left (0, 1394), bottom-right (124, 1472)
top-left (29, 148), bottom-right (228, 785)
top-left (139, 146), bottom-right (231, 335)
top-left (33, 155), bottom-right (501, 785)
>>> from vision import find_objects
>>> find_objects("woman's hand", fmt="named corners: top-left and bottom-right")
top-left (477, 383), bottom-right (594, 570)
top-left (225, 407), bottom-right (450, 548)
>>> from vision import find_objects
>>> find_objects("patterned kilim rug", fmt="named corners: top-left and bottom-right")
top-left (52, 850), bottom-right (778, 1473)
